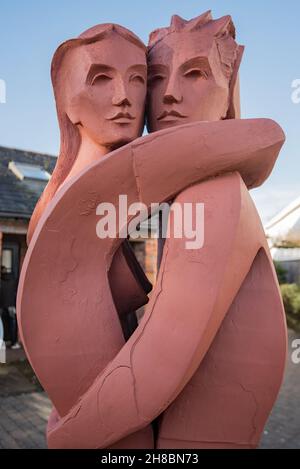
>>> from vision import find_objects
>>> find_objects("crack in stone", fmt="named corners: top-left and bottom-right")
top-left (96, 364), bottom-right (132, 444)
top-left (208, 354), bottom-right (259, 444)
top-left (128, 241), bottom-right (170, 421)
top-left (132, 146), bottom-right (142, 203)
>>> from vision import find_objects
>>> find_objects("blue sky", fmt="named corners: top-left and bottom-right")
top-left (0, 0), bottom-right (299, 221)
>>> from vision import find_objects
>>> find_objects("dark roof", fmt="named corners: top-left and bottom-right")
top-left (0, 146), bottom-right (56, 219)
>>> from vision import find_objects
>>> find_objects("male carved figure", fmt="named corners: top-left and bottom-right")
top-left (146, 11), bottom-right (287, 448)
top-left (17, 13), bottom-right (286, 448)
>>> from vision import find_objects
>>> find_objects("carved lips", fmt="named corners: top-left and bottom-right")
top-left (157, 109), bottom-right (187, 123)
top-left (108, 111), bottom-right (136, 124)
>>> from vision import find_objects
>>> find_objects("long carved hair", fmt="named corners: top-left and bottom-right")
top-left (27, 24), bottom-right (146, 244)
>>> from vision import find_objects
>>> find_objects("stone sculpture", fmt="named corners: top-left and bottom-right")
top-left (17, 12), bottom-right (287, 449)
top-left (146, 12), bottom-right (287, 448)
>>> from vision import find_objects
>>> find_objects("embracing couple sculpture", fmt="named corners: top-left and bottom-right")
top-left (17, 11), bottom-right (287, 449)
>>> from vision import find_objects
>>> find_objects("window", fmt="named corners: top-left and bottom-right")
top-left (8, 161), bottom-right (51, 181)
top-left (1, 249), bottom-right (13, 274)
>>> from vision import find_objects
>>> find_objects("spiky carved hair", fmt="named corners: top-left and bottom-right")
top-left (148, 10), bottom-right (242, 80)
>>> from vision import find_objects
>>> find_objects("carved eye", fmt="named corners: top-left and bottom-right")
top-left (130, 74), bottom-right (145, 85)
top-left (92, 74), bottom-right (112, 85)
top-left (184, 69), bottom-right (207, 80)
top-left (148, 74), bottom-right (166, 85)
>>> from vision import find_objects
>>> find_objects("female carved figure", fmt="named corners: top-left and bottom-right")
top-left (17, 12), bottom-right (286, 449)
top-left (27, 24), bottom-right (152, 341)
top-left (21, 23), bottom-right (154, 448)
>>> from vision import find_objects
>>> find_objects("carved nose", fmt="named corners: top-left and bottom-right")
top-left (112, 80), bottom-right (131, 107)
top-left (163, 78), bottom-right (182, 104)
top-left (163, 93), bottom-right (183, 104)
top-left (112, 96), bottom-right (131, 106)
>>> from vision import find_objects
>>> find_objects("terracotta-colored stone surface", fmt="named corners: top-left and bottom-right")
top-left (26, 24), bottom-right (152, 336)
top-left (17, 12), bottom-right (287, 449)
top-left (23, 23), bottom-right (154, 449)
top-left (18, 117), bottom-right (285, 448)
top-left (147, 12), bottom-right (286, 448)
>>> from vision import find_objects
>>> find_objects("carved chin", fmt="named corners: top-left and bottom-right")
top-left (106, 137), bottom-right (133, 151)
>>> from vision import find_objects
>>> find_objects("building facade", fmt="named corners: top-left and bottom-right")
top-left (265, 196), bottom-right (300, 284)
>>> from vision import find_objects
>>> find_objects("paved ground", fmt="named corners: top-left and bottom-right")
top-left (0, 330), bottom-right (299, 449)
top-left (0, 347), bottom-right (51, 448)
top-left (260, 329), bottom-right (300, 449)
top-left (0, 392), bottom-right (51, 448)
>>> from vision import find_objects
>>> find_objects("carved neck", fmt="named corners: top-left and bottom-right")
top-left (62, 128), bottom-right (108, 188)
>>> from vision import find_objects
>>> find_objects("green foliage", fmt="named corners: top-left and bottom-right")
top-left (274, 261), bottom-right (287, 284)
top-left (280, 283), bottom-right (300, 331)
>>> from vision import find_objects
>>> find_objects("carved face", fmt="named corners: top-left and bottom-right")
top-left (147, 31), bottom-right (230, 132)
top-left (62, 33), bottom-right (147, 149)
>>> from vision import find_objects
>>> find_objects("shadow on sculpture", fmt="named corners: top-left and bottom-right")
top-left (17, 12), bottom-right (287, 449)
